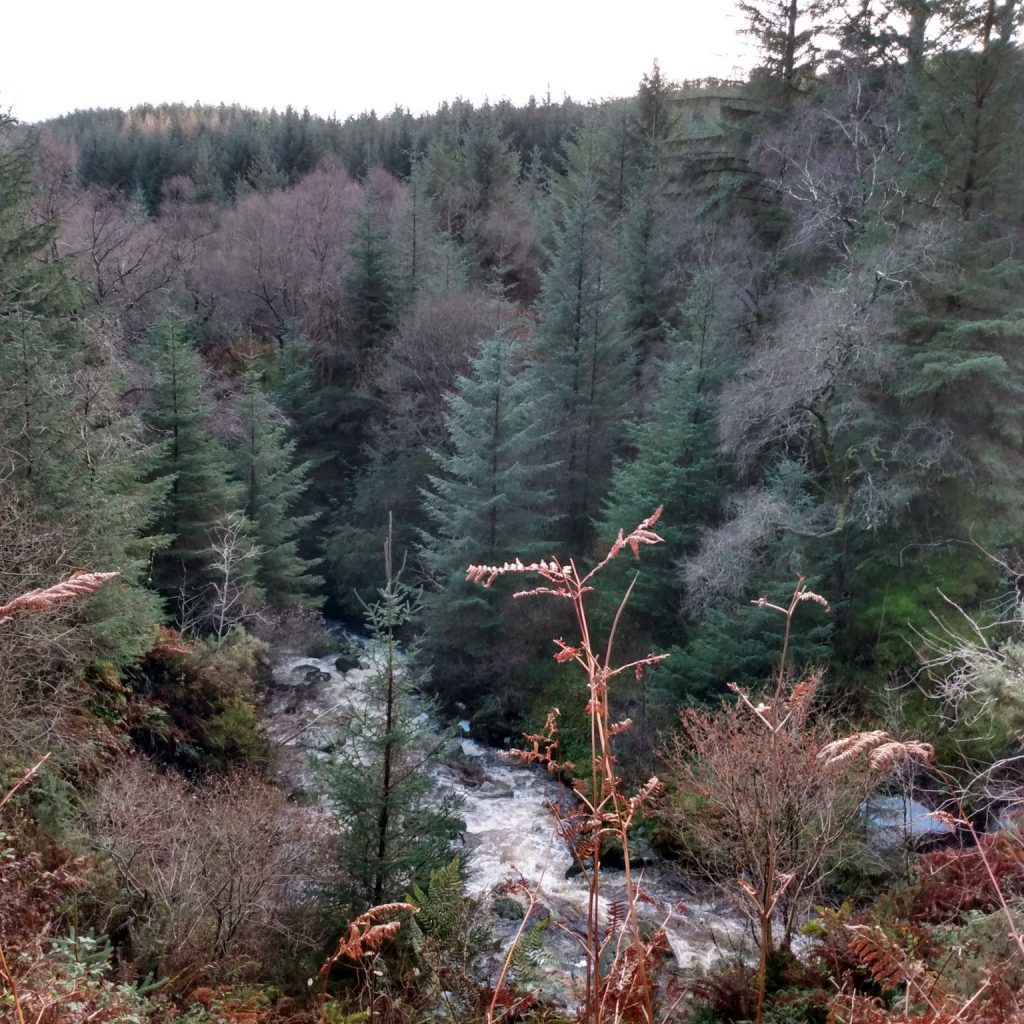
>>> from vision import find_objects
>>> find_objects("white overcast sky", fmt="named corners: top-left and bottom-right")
top-left (4, 1), bottom-right (756, 124)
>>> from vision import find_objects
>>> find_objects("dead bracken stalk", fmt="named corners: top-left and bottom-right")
top-left (468, 507), bottom-right (668, 1024)
top-left (0, 570), bottom-right (120, 624)
top-left (316, 902), bottom-right (416, 1024)
top-left (0, 569), bottom-right (119, 1024)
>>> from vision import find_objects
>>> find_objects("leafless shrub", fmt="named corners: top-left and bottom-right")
top-left (370, 288), bottom-right (514, 453)
top-left (85, 757), bottom-right (331, 984)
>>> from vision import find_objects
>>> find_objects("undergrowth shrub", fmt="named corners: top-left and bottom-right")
top-left (125, 627), bottom-right (271, 772)
top-left (84, 757), bottom-right (331, 987)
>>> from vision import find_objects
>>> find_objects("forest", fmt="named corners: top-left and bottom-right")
top-left (2, 1), bottom-right (1024, 1022)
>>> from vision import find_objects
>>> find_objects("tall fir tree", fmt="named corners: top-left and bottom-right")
top-left (529, 149), bottom-right (632, 550)
top-left (143, 317), bottom-right (239, 615)
top-left (419, 328), bottom-right (553, 700)
top-left (343, 187), bottom-right (399, 377)
top-left (235, 368), bottom-right (323, 608)
top-left (596, 354), bottom-right (724, 642)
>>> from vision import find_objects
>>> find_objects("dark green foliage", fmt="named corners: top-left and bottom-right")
top-left (419, 329), bottom-right (554, 700)
top-left (142, 318), bottom-right (239, 611)
top-left (596, 356), bottom-right (723, 641)
top-left (343, 191), bottom-right (400, 372)
top-left (235, 368), bottom-right (322, 607)
top-left (324, 524), bottom-right (462, 909)
top-left (530, 140), bottom-right (633, 549)
top-left (839, 546), bottom-right (997, 672)
top-left (659, 593), bottom-right (833, 705)
top-left (0, 116), bottom-right (164, 665)
top-left (405, 857), bottom-right (496, 1019)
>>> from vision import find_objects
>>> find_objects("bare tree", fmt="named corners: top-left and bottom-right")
top-left (205, 511), bottom-right (261, 644)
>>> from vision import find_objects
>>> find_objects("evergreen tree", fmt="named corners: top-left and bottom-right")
top-left (396, 156), bottom-right (470, 302)
top-left (529, 155), bottom-right (632, 550)
top-left (343, 187), bottom-right (399, 376)
top-left (324, 520), bottom-right (462, 910)
top-left (738, 0), bottom-right (823, 91)
top-left (596, 352), bottom-right (723, 641)
top-left (143, 318), bottom-right (238, 614)
top-left (0, 114), bottom-right (165, 663)
top-left (419, 329), bottom-right (553, 699)
top-left (235, 368), bottom-right (323, 608)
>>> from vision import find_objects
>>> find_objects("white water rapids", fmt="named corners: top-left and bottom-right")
top-left (263, 647), bottom-right (746, 978)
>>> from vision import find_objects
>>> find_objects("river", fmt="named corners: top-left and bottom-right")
top-left (263, 645), bottom-right (746, 983)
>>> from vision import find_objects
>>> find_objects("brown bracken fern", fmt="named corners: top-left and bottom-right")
top-left (0, 569), bottom-right (119, 1024)
top-left (0, 570), bottom-right (120, 624)
top-left (469, 507), bottom-right (669, 1024)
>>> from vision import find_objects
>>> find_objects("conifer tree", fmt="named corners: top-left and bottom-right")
top-left (235, 368), bottom-right (322, 608)
top-left (596, 355), bottom-right (723, 640)
top-left (0, 114), bottom-right (165, 662)
top-left (344, 188), bottom-right (399, 375)
top-left (396, 156), bottom-right (470, 302)
top-left (143, 318), bottom-right (239, 613)
top-left (738, 0), bottom-right (822, 91)
top-left (529, 153), bottom-right (632, 550)
top-left (419, 329), bottom-right (553, 698)
top-left (324, 519), bottom-right (462, 910)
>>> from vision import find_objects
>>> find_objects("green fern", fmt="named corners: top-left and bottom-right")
top-left (507, 914), bottom-right (553, 990)
top-left (407, 856), bottom-right (465, 942)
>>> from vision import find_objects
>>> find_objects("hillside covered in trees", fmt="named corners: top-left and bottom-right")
top-left (3, 2), bottom-right (1024, 1023)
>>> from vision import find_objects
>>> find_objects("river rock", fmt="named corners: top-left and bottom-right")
top-left (448, 759), bottom-right (486, 786)
top-left (493, 896), bottom-right (525, 921)
top-left (478, 781), bottom-right (515, 800)
top-left (334, 654), bottom-right (361, 673)
top-left (289, 664), bottom-right (332, 685)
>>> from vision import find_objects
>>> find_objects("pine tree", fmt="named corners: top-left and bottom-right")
top-left (419, 329), bottom-right (554, 699)
top-left (143, 318), bottom-right (239, 615)
top-left (324, 519), bottom-right (462, 910)
top-left (235, 368), bottom-right (323, 608)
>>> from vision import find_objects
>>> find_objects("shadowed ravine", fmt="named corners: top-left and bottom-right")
top-left (264, 644), bottom-right (745, 982)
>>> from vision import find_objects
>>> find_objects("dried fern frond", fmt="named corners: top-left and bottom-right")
top-left (0, 571), bottom-right (120, 624)
top-left (318, 902), bottom-right (416, 974)
top-left (847, 924), bottom-right (951, 1010)
top-left (785, 677), bottom-right (819, 714)
top-left (627, 776), bottom-right (661, 816)
top-left (817, 730), bottom-right (892, 766)
top-left (818, 730), bottom-right (934, 772)
top-left (868, 739), bottom-right (935, 771)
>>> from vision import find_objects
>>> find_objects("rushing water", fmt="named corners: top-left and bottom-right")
top-left (263, 647), bottom-right (745, 977)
